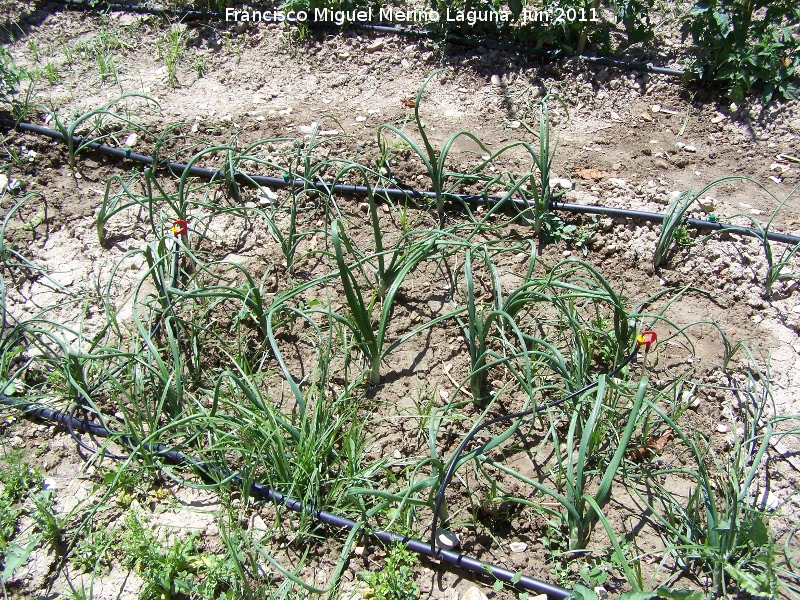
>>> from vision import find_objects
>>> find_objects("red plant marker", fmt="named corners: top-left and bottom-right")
top-left (636, 330), bottom-right (657, 349)
top-left (171, 219), bottom-right (188, 236)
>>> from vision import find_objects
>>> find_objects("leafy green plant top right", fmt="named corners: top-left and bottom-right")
top-left (681, 0), bottom-right (799, 103)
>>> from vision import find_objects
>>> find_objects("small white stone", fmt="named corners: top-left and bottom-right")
top-left (508, 120), bottom-right (521, 129)
top-left (355, 116), bottom-right (366, 122)
top-left (461, 587), bottom-right (488, 600)
top-left (393, 449), bottom-right (402, 459)
top-left (260, 187), bottom-right (278, 204)
top-left (359, 202), bottom-right (370, 214)
top-left (297, 125), bottom-right (314, 134)
top-left (0, 174), bottom-right (8, 190)
top-left (764, 491), bottom-right (782, 511)
top-left (698, 196), bottom-right (716, 213)
top-left (490, 74), bottom-right (501, 86)
top-left (125, 133), bottom-right (137, 147)
top-left (684, 145), bottom-right (697, 153)
top-left (716, 424), bottom-right (729, 433)
top-left (651, 104), bottom-right (661, 113)
top-left (436, 528), bottom-right (460, 550)
top-left (551, 178), bottom-right (573, 190)
top-left (366, 39), bottom-right (384, 52)
top-left (711, 114), bottom-right (725, 124)
top-left (509, 542), bottom-right (527, 553)
top-left (675, 141), bottom-right (685, 149)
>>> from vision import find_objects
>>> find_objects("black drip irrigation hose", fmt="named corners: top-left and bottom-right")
top-left (0, 393), bottom-right (570, 598)
top-left (3, 118), bottom-right (799, 247)
top-left (55, 0), bottom-right (686, 77)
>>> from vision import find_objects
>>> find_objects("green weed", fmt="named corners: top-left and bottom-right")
top-left (359, 544), bottom-right (419, 600)
top-left (157, 24), bottom-right (187, 88)
top-left (681, 0), bottom-right (799, 103)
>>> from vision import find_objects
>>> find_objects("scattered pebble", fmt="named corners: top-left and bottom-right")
top-left (508, 120), bottom-right (521, 129)
top-left (355, 116), bottom-right (367, 122)
top-left (509, 542), bottom-right (527, 553)
top-left (490, 74), bottom-right (501, 86)
top-left (366, 39), bottom-right (384, 52)
top-left (698, 196), bottom-right (716, 213)
top-left (461, 587), bottom-right (488, 600)
top-left (359, 202), bottom-right (370, 214)
top-left (0, 174), bottom-right (7, 190)
top-left (675, 141), bottom-right (685, 150)
top-left (125, 133), bottom-right (137, 148)
top-left (436, 529), bottom-right (460, 550)
top-left (651, 104), bottom-right (661, 113)
top-left (595, 587), bottom-right (608, 599)
top-left (765, 491), bottom-right (782, 511)
top-left (641, 112), bottom-right (653, 122)
top-left (393, 449), bottom-right (402, 459)
top-left (550, 178), bottom-right (573, 190)
top-left (260, 187), bottom-right (278, 204)
top-left (711, 114), bottom-right (725, 124)
top-left (716, 424), bottom-right (729, 433)
top-left (684, 145), bottom-right (697, 153)
top-left (297, 125), bottom-right (314, 134)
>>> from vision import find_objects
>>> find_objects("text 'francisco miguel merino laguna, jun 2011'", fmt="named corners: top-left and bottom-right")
top-left (224, 6), bottom-right (602, 26)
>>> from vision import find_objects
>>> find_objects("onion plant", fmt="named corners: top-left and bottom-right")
top-left (654, 177), bottom-right (800, 297)
top-left (376, 70), bottom-right (494, 224)
top-left (628, 369), bottom-right (781, 597)
top-left (329, 218), bottom-right (456, 385)
top-left (43, 93), bottom-right (158, 170)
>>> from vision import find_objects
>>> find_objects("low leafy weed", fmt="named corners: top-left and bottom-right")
top-left (681, 0), bottom-right (799, 102)
top-left (360, 543), bottom-right (419, 600)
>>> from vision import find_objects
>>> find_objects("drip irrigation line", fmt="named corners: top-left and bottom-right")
top-left (3, 118), bottom-right (799, 247)
top-left (55, 0), bottom-right (685, 77)
top-left (430, 338), bottom-right (644, 557)
top-left (0, 392), bottom-right (570, 599)
top-left (549, 201), bottom-right (800, 246)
